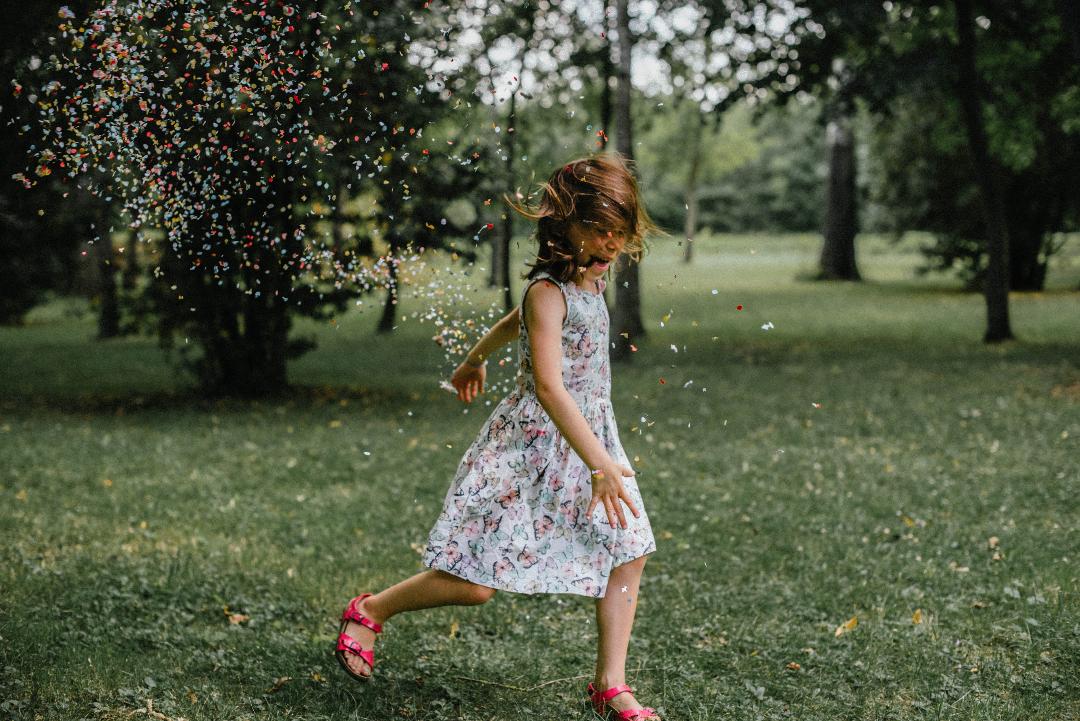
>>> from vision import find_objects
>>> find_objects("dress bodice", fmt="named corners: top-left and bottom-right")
top-left (515, 271), bottom-right (611, 411)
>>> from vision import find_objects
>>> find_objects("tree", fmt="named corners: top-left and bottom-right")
top-left (731, 0), bottom-right (1079, 340)
top-left (18, 0), bottom-right (477, 394)
top-left (610, 0), bottom-right (643, 362)
top-left (1, 0), bottom-right (103, 324)
top-left (819, 112), bottom-right (860, 280)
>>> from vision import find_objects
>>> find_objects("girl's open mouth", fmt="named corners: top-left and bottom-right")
top-left (587, 255), bottom-right (612, 271)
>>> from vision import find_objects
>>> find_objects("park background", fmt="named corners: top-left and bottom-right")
top-left (1, 1), bottom-right (1077, 720)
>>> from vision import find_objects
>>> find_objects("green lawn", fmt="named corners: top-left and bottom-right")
top-left (1, 233), bottom-right (1077, 720)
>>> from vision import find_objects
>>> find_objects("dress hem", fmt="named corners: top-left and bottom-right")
top-left (420, 544), bottom-right (658, 599)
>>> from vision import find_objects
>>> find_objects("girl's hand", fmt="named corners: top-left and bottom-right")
top-left (586, 460), bottom-right (640, 529)
top-left (451, 360), bottom-right (486, 403)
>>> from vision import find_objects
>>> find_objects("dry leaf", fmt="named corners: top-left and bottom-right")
top-left (223, 606), bottom-right (249, 625)
top-left (786, 662), bottom-right (801, 670)
top-left (912, 608), bottom-right (923, 625)
top-left (988, 536), bottom-right (999, 549)
top-left (449, 619), bottom-right (459, 638)
top-left (267, 676), bottom-right (292, 693)
top-left (834, 616), bottom-right (857, 637)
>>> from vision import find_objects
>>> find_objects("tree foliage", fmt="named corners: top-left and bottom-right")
top-left (16, 0), bottom-right (482, 394)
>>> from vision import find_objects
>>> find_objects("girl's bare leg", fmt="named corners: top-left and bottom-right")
top-left (341, 569), bottom-right (497, 677)
top-left (593, 555), bottom-right (651, 714)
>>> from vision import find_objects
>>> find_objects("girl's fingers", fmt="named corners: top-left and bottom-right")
top-left (620, 488), bottom-right (640, 518)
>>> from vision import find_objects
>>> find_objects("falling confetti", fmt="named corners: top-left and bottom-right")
top-left (15, 0), bottom-right (470, 332)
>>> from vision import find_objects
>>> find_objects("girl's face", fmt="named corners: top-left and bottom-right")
top-left (567, 222), bottom-right (628, 281)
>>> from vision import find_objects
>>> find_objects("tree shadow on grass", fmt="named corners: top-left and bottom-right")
top-left (0, 383), bottom-right (427, 418)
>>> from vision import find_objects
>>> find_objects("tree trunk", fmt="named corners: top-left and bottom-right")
top-left (121, 231), bottom-right (140, 292)
top-left (95, 204), bottom-right (120, 339)
top-left (954, 0), bottom-right (1013, 342)
top-left (599, 0), bottom-right (614, 151)
top-left (683, 111), bottom-right (703, 264)
top-left (236, 289), bottom-right (289, 396)
top-left (377, 251), bottom-right (399, 333)
top-left (818, 115), bottom-right (861, 280)
top-left (610, 0), bottom-right (643, 362)
top-left (1058, 0), bottom-right (1080, 62)
top-left (332, 178), bottom-right (349, 251)
top-left (1004, 188), bottom-right (1049, 291)
top-left (495, 76), bottom-right (518, 311)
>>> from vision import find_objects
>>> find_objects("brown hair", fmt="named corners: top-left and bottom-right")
top-left (505, 153), bottom-right (662, 285)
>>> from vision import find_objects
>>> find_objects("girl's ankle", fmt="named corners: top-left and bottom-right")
top-left (359, 596), bottom-right (389, 625)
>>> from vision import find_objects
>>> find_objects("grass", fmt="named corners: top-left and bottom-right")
top-left (0, 232), bottom-right (1078, 720)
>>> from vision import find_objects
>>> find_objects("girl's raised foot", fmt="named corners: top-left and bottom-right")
top-left (335, 594), bottom-right (386, 681)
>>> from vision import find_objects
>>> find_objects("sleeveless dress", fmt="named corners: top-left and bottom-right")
top-left (421, 271), bottom-right (657, 598)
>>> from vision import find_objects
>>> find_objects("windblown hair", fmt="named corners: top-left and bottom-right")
top-left (506, 153), bottom-right (661, 285)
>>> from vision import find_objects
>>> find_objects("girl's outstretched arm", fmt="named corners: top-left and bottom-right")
top-left (523, 280), bottom-right (640, 530)
top-left (450, 306), bottom-right (521, 403)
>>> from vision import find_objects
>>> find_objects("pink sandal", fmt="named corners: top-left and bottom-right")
top-left (587, 682), bottom-right (662, 720)
top-left (335, 593), bottom-right (383, 682)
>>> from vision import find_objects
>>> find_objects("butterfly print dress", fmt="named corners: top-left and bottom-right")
top-left (422, 271), bottom-right (657, 598)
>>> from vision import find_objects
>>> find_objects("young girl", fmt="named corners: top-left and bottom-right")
top-left (335, 153), bottom-right (663, 720)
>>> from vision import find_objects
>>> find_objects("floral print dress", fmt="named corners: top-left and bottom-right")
top-left (422, 271), bottom-right (657, 598)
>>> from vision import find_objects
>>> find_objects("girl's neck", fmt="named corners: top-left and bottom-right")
top-left (572, 275), bottom-right (603, 295)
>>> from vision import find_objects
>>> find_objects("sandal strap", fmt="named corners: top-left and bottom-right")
top-left (587, 683), bottom-right (659, 719)
top-left (341, 595), bottom-right (383, 633)
top-left (599, 683), bottom-right (633, 702)
top-left (336, 632), bottom-right (374, 668)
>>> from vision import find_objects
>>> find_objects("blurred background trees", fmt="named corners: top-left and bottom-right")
top-left (5, 0), bottom-right (1077, 396)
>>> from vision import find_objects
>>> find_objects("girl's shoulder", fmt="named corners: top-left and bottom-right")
top-left (522, 270), bottom-right (567, 299)
top-left (521, 271), bottom-right (569, 327)
top-left (528, 269), bottom-right (562, 286)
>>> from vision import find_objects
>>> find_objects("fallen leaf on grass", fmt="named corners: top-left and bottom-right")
top-left (266, 676), bottom-right (292, 693)
top-left (223, 606), bottom-right (249, 625)
top-left (834, 616), bottom-right (857, 637)
top-left (912, 608), bottom-right (923, 625)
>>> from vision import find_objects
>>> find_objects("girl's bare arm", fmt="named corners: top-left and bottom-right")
top-left (523, 282), bottom-right (610, 469)
top-left (523, 279), bottom-right (639, 528)
top-left (464, 306), bottom-right (521, 366)
top-left (451, 306), bottom-right (520, 403)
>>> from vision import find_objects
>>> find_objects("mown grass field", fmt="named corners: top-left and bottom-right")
top-left (1, 233), bottom-right (1078, 721)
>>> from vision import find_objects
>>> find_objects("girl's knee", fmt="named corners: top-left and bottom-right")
top-left (469, 583), bottom-right (498, 604)
top-left (616, 554), bottom-right (649, 571)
